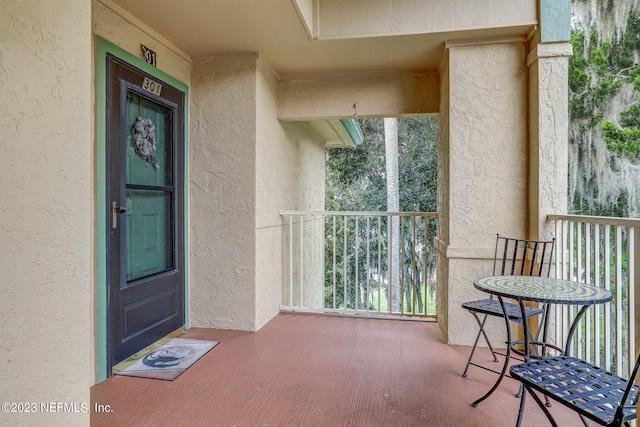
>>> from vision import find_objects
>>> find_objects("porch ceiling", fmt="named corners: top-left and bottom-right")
top-left (109, 0), bottom-right (536, 77)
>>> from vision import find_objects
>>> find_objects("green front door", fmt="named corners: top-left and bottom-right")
top-left (106, 54), bottom-right (185, 371)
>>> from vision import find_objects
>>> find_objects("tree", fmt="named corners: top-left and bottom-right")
top-left (325, 117), bottom-right (438, 312)
top-left (384, 118), bottom-right (401, 312)
top-left (601, 70), bottom-right (640, 159)
top-left (569, 4), bottom-right (640, 217)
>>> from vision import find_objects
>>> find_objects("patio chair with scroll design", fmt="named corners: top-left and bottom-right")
top-left (509, 354), bottom-right (639, 427)
top-left (461, 234), bottom-right (555, 381)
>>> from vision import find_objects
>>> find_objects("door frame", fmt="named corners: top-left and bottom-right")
top-left (96, 37), bottom-right (190, 382)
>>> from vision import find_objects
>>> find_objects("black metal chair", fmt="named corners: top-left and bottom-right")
top-left (461, 235), bottom-right (555, 387)
top-left (510, 355), bottom-right (640, 427)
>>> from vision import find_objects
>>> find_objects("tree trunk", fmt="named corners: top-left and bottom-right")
top-left (384, 118), bottom-right (401, 312)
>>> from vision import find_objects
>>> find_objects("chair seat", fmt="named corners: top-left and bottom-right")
top-left (462, 298), bottom-right (544, 322)
top-left (510, 356), bottom-right (639, 426)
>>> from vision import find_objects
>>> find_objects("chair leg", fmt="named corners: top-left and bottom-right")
top-left (522, 316), bottom-right (552, 408)
top-left (515, 384), bottom-right (527, 427)
top-left (471, 332), bottom-right (512, 407)
top-left (578, 414), bottom-right (591, 427)
top-left (515, 382), bottom-right (549, 408)
top-left (462, 312), bottom-right (498, 377)
top-left (523, 386), bottom-right (559, 427)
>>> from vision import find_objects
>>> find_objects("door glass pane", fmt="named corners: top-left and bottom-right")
top-left (126, 91), bottom-right (172, 186)
top-left (125, 189), bottom-right (173, 282)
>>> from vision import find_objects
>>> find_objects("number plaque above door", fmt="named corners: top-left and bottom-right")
top-left (141, 44), bottom-right (157, 67)
top-left (141, 77), bottom-right (162, 96)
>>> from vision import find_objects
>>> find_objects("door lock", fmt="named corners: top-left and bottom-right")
top-left (112, 201), bottom-right (130, 229)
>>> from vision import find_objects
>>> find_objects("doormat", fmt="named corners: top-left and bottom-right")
top-left (113, 338), bottom-right (219, 381)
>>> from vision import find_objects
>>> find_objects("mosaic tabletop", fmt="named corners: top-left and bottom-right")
top-left (474, 275), bottom-right (613, 305)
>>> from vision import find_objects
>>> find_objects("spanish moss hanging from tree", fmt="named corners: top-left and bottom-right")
top-left (569, 0), bottom-right (640, 217)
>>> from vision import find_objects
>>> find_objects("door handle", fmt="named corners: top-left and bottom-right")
top-left (112, 201), bottom-right (130, 229)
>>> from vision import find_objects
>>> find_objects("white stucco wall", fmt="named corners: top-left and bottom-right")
top-left (256, 60), bottom-right (326, 327)
top-left (439, 42), bottom-right (528, 346)
top-left (436, 51), bottom-right (451, 341)
top-left (190, 54), bottom-right (258, 331)
top-left (0, 0), bottom-right (92, 425)
top-left (527, 42), bottom-right (571, 240)
top-left (190, 54), bottom-right (326, 331)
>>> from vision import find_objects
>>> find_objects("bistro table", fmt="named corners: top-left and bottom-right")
top-left (470, 275), bottom-right (613, 407)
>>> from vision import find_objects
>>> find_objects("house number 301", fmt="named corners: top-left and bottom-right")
top-left (142, 77), bottom-right (162, 96)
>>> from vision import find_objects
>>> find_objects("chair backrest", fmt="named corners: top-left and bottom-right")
top-left (492, 234), bottom-right (554, 278)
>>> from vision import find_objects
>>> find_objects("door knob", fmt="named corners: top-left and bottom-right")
top-left (112, 201), bottom-right (130, 229)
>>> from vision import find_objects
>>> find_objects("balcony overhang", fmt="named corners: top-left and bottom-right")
top-left (306, 119), bottom-right (364, 148)
top-left (109, 0), bottom-right (541, 76)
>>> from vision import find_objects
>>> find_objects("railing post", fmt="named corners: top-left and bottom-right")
top-left (366, 216), bottom-right (371, 313)
top-left (388, 214), bottom-right (393, 314)
top-left (300, 214), bottom-right (304, 309)
top-left (377, 216), bottom-right (382, 313)
top-left (355, 216), bottom-right (359, 311)
top-left (332, 215), bottom-right (337, 310)
top-left (615, 225), bottom-right (623, 374)
top-left (343, 215), bottom-right (347, 313)
top-left (412, 215), bottom-right (417, 315)
top-left (633, 226), bottom-right (639, 379)
top-left (604, 224), bottom-right (612, 372)
top-left (400, 216), bottom-right (405, 315)
top-left (424, 215), bottom-right (428, 315)
top-left (593, 223), bottom-right (601, 367)
top-left (289, 214), bottom-right (293, 308)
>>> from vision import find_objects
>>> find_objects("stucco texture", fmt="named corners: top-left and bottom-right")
top-left (528, 43), bottom-right (571, 239)
top-left (439, 43), bottom-right (528, 345)
top-left (190, 54), bottom-right (326, 331)
top-left (436, 51), bottom-right (451, 340)
top-left (0, 0), bottom-right (92, 425)
top-left (256, 59), bottom-right (326, 327)
top-left (190, 55), bottom-right (259, 331)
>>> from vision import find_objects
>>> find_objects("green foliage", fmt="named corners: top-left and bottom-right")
top-left (597, 8), bottom-right (640, 160)
top-left (569, 26), bottom-right (632, 127)
top-left (611, 8), bottom-right (640, 70)
top-left (620, 103), bottom-right (640, 128)
top-left (601, 120), bottom-right (640, 159)
top-left (326, 117), bottom-right (438, 212)
top-left (324, 117), bottom-right (438, 310)
top-left (569, 5), bottom-right (640, 217)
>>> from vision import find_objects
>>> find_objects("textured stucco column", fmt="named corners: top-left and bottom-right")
top-left (437, 42), bottom-right (529, 345)
top-left (190, 54), bottom-right (326, 331)
top-left (190, 55), bottom-right (259, 331)
top-left (526, 42), bottom-right (572, 241)
top-left (255, 59), bottom-right (326, 328)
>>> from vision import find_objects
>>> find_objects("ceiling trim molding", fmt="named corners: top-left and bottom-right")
top-left (279, 69), bottom-right (438, 82)
top-left (444, 34), bottom-right (528, 50)
top-left (291, 0), bottom-right (316, 41)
